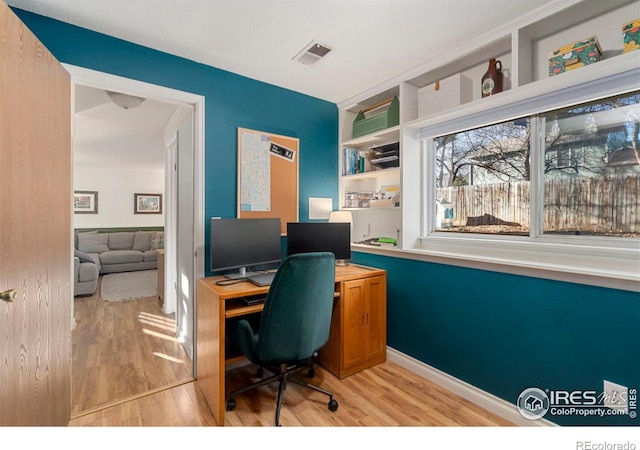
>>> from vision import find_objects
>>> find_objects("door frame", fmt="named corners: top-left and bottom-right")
top-left (64, 64), bottom-right (205, 376)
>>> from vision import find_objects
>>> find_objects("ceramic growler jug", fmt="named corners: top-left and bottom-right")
top-left (481, 58), bottom-right (503, 98)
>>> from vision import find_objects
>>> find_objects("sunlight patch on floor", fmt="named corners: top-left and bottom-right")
top-left (142, 328), bottom-right (179, 342)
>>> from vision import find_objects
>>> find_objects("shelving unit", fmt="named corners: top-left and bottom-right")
top-left (339, 87), bottom-right (402, 243)
top-left (337, 0), bottom-right (639, 251)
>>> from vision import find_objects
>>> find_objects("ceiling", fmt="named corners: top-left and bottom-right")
top-left (7, 0), bottom-right (554, 171)
top-left (73, 85), bottom-right (179, 170)
top-left (6, 0), bottom-right (554, 104)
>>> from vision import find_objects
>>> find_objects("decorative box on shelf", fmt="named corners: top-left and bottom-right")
top-left (418, 73), bottom-right (473, 117)
top-left (352, 96), bottom-right (399, 138)
top-left (623, 19), bottom-right (640, 53)
top-left (548, 35), bottom-right (602, 77)
top-left (344, 191), bottom-right (373, 209)
top-left (370, 185), bottom-right (400, 208)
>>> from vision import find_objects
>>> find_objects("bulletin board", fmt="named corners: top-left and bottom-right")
top-left (237, 127), bottom-right (299, 234)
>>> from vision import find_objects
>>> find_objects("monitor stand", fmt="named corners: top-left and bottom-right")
top-left (224, 267), bottom-right (259, 280)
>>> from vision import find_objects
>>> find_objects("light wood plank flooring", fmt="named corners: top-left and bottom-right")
top-left (71, 275), bottom-right (193, 416)
top-left (70, 360), bottom-right (513, 426)
top-left (71, 275), bottom-right (512, 427)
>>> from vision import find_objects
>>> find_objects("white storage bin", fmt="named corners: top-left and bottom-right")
top-left (418, 73), bottom-right (473, 117)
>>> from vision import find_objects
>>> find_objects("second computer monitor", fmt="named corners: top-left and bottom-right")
top-left (286, 222), bottom-right (351, 266)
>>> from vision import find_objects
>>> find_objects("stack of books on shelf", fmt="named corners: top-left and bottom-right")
top-left (342, 147), bottom-right (371, 175)
top-left (342, 141), bottom-right (400, 176)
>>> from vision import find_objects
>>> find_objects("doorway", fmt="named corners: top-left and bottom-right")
top-left (67, 65), bottom-right (204, 415)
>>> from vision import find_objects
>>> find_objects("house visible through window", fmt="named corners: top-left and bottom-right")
top-left (428, 90), bottom-right (639, 239)
top-left (542, 91), bottom-right (640, 237)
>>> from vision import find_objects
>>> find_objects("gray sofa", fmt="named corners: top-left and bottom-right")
top-left (74, 230), bottom-right (164, 296)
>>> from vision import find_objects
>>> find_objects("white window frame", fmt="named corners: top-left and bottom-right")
top-left (410, 64), bottom-right (640, 292)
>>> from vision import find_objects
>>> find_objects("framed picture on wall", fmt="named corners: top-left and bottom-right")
top-left (134, 193), bottom-right (162, 214)
top-left (74, 191), bottom-right (98, 214)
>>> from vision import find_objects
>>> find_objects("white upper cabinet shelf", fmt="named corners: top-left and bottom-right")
top-left (342, 125), bottom-right (400, 148)
top-left (339, 0), bottom-right (639, 127)
top-left (342, 167), bottom-right (400, 181)
top-left (340, 86), bottom-right (400, 144)
top-left (516, 0), bottom-right (639, 86)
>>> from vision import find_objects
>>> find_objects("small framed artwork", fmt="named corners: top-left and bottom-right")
top-left (74, 191), bottom-right (98, 214)
top-left (134, 193), bottom-right (163, 214)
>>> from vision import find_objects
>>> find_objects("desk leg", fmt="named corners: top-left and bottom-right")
top-left (196, 282), bottom-right (225, 425)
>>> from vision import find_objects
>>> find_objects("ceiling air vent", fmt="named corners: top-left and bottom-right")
top-left (293, 40), bottom-right (333, 65)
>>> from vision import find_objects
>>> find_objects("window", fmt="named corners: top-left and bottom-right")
top-left (428, 91), bottom-right (640, 240)
top-left (542, 92), bottom-right (640, 238)
top-left (433, 118), bottom-right (531, 235)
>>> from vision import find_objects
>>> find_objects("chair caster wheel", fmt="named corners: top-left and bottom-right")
top-left (328, 399), bottom-right (339, 412)
top-left (256, 367), bottom-right (264, 378)
top-left (307, 367), bottom-right (316, 378)
top-left (226, 398), bottom-right (236, 411)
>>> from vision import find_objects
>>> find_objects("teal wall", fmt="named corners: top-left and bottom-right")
top-left (352, 252), bottom-right (639, 426)
top-left (16, 8), bottom-right (639, 427)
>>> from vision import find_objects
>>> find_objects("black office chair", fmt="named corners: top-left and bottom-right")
top-left (225, 252), bottom-right (339, 426)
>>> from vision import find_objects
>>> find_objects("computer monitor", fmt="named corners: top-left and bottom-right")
top-left (210, 217), bottom-right (282, 279)
top-left (286, 222), bottom-right (352, 266)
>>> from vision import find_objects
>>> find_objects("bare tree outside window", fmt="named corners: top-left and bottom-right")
top-left (434, 118), bottom-right (531, 235)
top-left (431, 91), bottom-right (640, 238)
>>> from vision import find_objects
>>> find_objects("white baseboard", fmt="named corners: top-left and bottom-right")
top-left (387, 347), bottom-right (557, 427)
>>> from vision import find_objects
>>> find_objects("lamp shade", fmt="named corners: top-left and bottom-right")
top-left (328, 210), bottom-right (353, 228)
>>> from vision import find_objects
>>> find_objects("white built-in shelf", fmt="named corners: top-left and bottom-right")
top-left (343, 207), bottom-right (401, 212)
top-left (403, 49), bottom-right (640, 133)
top-left (337, 0), bottom-right (639, 252)
top-left (342, 126), bottom-right (400, 148)
top-left (342, 167), bottom-right (400, 181)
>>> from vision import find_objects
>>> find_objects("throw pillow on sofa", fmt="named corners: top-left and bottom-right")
top-left (132, 231), bottom-right (153, 251)
top-left (151, 231), bottom-right (164, 249)
top-left (77, 232), bottom-right (108, 253)
top-left (74, 229), bottom-right (97, 249)
top-left (108, 232), bottom-right (135, 250)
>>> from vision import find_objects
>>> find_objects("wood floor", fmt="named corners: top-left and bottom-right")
top-left (70, 275), bottom-right (513, 427)
top-left (71, 275), bottom-right (193, 416)
top-left (70, 360), bottom-right (513, 426)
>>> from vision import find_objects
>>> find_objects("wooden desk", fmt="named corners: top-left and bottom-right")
top-left (196, 264), bottom-right (387, 426)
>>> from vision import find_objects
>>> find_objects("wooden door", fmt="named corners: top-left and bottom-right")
top-left (0, 2), bottom-right (72, 426)
top-left (364, 275), bottom-right (387, 363)
top-left (341, 279), bottom-right (366, 370)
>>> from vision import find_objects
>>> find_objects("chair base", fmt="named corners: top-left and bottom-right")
top-left (226, 363), bottom-right (338, 426)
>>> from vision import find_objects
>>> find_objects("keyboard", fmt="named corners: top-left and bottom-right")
top-left (247, 272), bottom-right (276, 287)
top-left (242, 296), bottom-right (266, 306)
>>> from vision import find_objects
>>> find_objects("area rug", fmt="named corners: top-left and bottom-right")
top-left (101, 270), bottom-right (158, 302)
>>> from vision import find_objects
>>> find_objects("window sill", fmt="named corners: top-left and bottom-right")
top-left (352, 236), bottom-right (640, 292)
